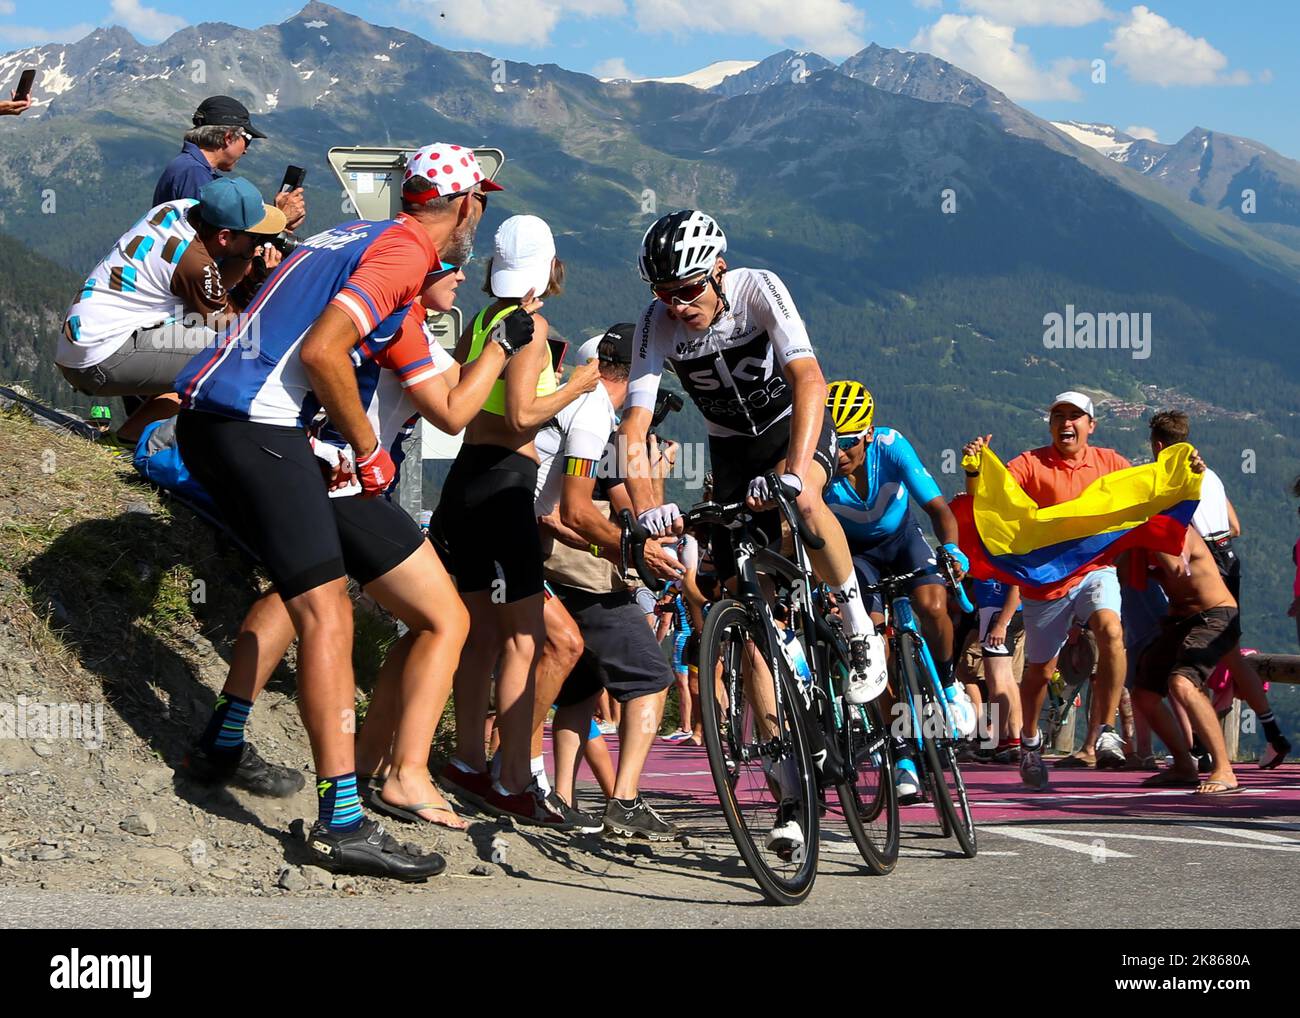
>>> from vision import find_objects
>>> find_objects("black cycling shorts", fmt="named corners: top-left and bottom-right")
top-left (708, 408), bottom-right (838, 581)
top-left (436, 443), bottom-right (545, 602)
top-left (177, 411), bottom-right (346, 601)
top-left (332, 494), bottom-right (426, 588)
top-left (850, 514), bottom-right (944, 615)
top-left (551, 584), bottom-right (674, 703)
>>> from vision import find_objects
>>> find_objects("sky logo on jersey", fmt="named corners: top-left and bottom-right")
top-left (953, 444), bottom-right (1201, 590)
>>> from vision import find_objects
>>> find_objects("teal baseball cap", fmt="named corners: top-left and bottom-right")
top-left (198, 177), bottom-right (286, 235)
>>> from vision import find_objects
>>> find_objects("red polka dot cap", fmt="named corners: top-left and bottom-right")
top-left (403, 143), bottom-right (504, 203)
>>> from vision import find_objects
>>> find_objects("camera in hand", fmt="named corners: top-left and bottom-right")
top-left (651, 390), bottom-right (683, 432)
top-left (270, 231), bottom-right (300, 256)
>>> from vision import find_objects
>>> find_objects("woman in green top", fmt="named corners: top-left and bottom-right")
top-left (436, 215), bottom-right (600, 825)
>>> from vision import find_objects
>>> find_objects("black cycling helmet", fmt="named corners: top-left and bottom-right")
top-left (638, 210), bottom-right (727, 286)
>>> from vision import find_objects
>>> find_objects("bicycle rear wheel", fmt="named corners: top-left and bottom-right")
top-left (699, 599), bottom-right (821, 905)
top-left (900, 634), bottom-right (977, 858)
top-left (835, 696), bottom-right (899, 874)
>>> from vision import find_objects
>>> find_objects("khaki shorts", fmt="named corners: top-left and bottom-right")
top-left (59, 322), bottom-right (216, 397)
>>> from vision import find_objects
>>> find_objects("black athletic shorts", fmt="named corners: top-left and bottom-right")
top-left (850, 514), bottom-right (944, 615)
top-left (331, 494), bottom-right (426, 588)
top-left (1135, 606), bottom-right (1240, 696)
top-left (551, 584), bottom-right (674, 704)
top-left (708, 408), bottom-right (838, 580)
top-left (177, 411), bottom-right (346, 601)
top-left (436, 443), bottom-right (544, 602)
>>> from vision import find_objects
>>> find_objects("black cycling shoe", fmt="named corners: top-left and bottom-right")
top-left (183, 742), bottom-right (306, 798)
top-left (603, 796), bottom-right (677, 841)
top-left (306, 818), bottom-right (446, 882)
top-left (546, 792), bottom-right (604, 834)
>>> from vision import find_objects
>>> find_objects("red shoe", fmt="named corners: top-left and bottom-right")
top-left (482, 779), bottom-right (571, 828)
top-left (438, 761), bottom-right (493, 809)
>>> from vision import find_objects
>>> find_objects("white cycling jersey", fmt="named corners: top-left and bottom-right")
top-left (625, 267), bottom-right (816, 439)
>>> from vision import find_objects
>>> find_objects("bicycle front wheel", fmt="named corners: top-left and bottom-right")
top-left (900, 634), bottom-right (977, 858)
top-left (835, 696), bottom-right (899, 875)
top-left (699, 599), bottom-right (821, 905)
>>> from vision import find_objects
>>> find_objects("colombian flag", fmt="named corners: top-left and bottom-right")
top-left (953, 443), bottom-right (1202, 590)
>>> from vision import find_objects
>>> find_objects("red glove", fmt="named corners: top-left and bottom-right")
top-left (355, 443), bottom-right (396, 497)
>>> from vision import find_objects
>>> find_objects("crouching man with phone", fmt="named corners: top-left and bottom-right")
top-left (55, 177), bottom-right (286, 440)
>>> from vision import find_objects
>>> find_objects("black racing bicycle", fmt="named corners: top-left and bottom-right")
top-left (624, 477), bottom-right (899, 904)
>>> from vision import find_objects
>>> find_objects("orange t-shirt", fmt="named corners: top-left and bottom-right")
top-left (1005, 444), bottom-right (1132, 601)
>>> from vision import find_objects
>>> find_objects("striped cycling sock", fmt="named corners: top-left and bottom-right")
top-left (198, 693), bottom-right (253, 756)
top-left (317, 774), bottom-right (363, 832)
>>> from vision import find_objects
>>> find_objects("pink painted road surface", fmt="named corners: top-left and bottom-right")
top-left (550, 730), bottom-right (1300, 824)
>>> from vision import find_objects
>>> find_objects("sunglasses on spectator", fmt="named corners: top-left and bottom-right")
top-left (652, 274), bottom-right (711, 306)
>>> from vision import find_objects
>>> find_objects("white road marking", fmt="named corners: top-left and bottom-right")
top-left (1001, 827), bottom-right (1300, 853)
top-left (983, 827), bottom-right (1133, 858)
top-left (1186, 825), bottom-right (1300, 844)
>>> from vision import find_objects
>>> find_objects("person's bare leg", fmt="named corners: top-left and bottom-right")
top-left (494, 594), bottom-right (547, 792)
top-left (1085, 608), bottom-right (1126, 754)
top-left (282, 578), bottom-right (357, 777)
top-left (359, 544), bottom-right (470, 824)
top-left (1019, 659), bottom-right (1056, 743)
top-left (674, 671), bottom-right (692, 733)
top-left (1133, 688), bottom-right (1198, 778)
top-left (451, 592), bottom-right (500, 773)
top-left (583, 732), bottom-right (617, 798)
top-left (553, 696), bottom-right (598, 804)
top-left (687, 666), bottom-right (704, 745)
top-left (985, 656), bottom-right (1019, 744)
top-left (1169, 674), bottom-right (1237, 791)
top-left (530, 596), bottom-right (583, 757)
top-left (1223, 648), bottom-right (1272, 717)
top-left (221, 590), bottom-right (298, 702)
top-left (913, 584), bottom-right (954, 676)
top-left (1170, 695), bottom-right (1195, 751)
top-left (613, 689), bottom-right (669, 800)
top-left (117, 393), bottom-right (181, 444)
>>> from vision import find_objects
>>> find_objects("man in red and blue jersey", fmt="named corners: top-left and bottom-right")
top-left (174, 143), bottom-right (500, 881)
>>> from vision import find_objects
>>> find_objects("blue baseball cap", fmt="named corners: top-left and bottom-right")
top-left (198, 177), bottom-right (286, 235)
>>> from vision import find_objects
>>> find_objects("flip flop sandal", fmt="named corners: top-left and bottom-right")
top-left (1141, 771), bottom-right (1200, 788)
top-left (1194, 780), bottom-right (1244, 796)
top-left (366, 786), bottom-right (468, 830)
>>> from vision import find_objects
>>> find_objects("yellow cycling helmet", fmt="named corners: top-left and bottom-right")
top-left (827, 380), bottom-right (874, 435)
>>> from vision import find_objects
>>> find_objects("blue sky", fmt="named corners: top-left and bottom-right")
top-left (3, 0), bottom-right (1297, 157)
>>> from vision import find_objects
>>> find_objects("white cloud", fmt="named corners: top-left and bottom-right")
top-left (402, 0), bottom-right (625, 47)
top-left (633, 0), bottom-right (867, 59)
top-left (913, 0), bottom-right (943, 9)
top-left (0, 22), bottom-right (96, 45)
top-left (1124, 124), bottom-right (1158, 141)
top-left (1105, 5), bottom-right (1249, 87)
top-left (108, 0), bottom-right (187, 43)
top-left (592, 57), bottom-right (634, 79)
top-left (0, 1), bottom-right (16, 15)
top-left (959, 0), bottom-right (1111, 26)
top-left (910, 14), bottom-right (1084, 100)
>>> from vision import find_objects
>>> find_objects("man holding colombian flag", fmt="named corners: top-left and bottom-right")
top-left (959, 391), bottom-right (1203, 790)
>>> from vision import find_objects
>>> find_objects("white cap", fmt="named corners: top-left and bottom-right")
top-left (576, 335), bottom-right (603, 362)
top-left (1051, 390), bottom-right (1095, 417)
top-left (490, 215), bottom-right (556, 299)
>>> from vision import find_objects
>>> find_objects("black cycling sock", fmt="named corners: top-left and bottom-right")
top-left (198, 693), bottom-right (253, 756)
top-left (937, 656), bottom-right (955, 688)
top-left (1258, 711), bottom-right (1283, 744)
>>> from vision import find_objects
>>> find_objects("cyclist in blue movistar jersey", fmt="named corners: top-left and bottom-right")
top-left (824, 381), bottom-right (976, 795)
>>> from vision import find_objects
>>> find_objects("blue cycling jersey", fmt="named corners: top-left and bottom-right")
top-left (973, 579), bottom-right (1022, 612)
top-left (825, 427), bottom-right (941, 547)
